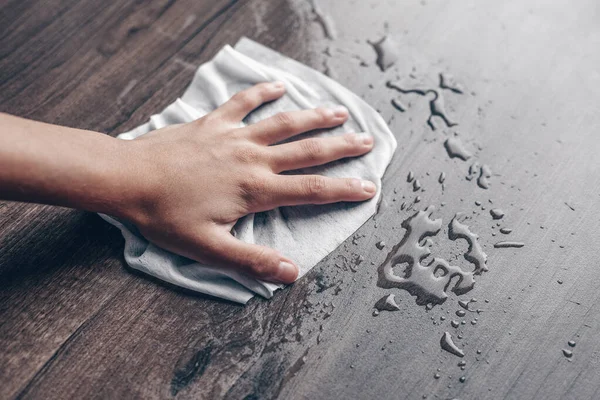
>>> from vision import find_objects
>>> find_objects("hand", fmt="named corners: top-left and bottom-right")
top-left (123, 82), bottom-right (376, 284)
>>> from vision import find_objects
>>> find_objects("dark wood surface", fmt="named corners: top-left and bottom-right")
top-left (2, 1), bottom-right (600, 399)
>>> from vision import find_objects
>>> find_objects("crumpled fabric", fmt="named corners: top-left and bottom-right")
top-left (101, 37), bottom-right (397, 304)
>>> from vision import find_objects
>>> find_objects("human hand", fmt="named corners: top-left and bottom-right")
top-left (122, 82), bottom-right (375, 284)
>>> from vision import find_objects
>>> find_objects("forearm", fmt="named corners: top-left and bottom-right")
top-left (0, 113), bottom-right (140, 218)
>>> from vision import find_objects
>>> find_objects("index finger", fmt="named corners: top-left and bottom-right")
top-left (213, 82), bottom-right (286, 122)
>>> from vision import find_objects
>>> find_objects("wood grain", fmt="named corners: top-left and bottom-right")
top-left (2, 0), bottom-right (600, 399)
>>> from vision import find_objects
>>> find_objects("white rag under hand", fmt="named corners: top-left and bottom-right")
top-left (101, 38), bottom-right (396, 304)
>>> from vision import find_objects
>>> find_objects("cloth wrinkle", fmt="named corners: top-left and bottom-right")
top-left (101, 38), bottom-right (397, 304)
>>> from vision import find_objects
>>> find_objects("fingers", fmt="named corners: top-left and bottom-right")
top-left (256, 175), bottom-right (377, 209)
top-left (246, 106), bottom-right (349, 145)
top-left (215, 82), bottom-right (286, 122)
top-left (203, 229), bottom-right (299, 284)
top-left (269, 132), bottom-right (374, 173)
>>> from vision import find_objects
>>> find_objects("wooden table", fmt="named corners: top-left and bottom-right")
top-left (2, 0), bottom-right (600, 398)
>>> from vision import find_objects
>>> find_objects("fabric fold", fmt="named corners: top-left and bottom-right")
top-left (102, 38), bottom-right (397, 304)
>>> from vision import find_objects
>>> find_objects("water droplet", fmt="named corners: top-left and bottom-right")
top-left (375, 294), bottom-right (401, 311)
top-left (439, 172), bottom-right (446, 184)
top-left (391, 98), bottom-right (406, 112)
top-left (490, 209), bottom-right (505, 220)
top-left (458, 360), bottom-right (466, 367)
top-left (434, 373), bottom-right (440, 379)
top-left (377, 206), bottom-right (477, 306)
top-left (557, 279), bottom-right (563, 284)
top-left (415, 196), bottom-right (421, 203)
top-left (466, 162), bottom-right (479, 181)
top-left (456, 310), bottom-right (466, 317)
top-left (427, 91), bottom-right (456, 130)
top-left (376, 241), bottom-right (386, 250)
top-left (458, 300), bottom-right (470, 310)
top-left (439, 73), bottom-right (464, 94)
top-left (568, 340), bottom-right (576, 347)
top-left (449, 214), bottom-right (488, 274)
top-left (499, 227), bottom-right (512, 234)
top-left (562, 349), bottom-right (573, 358)
top-left (372, 310), bottom-right (380, 316)
top-left (413, 179), bottom-right (422, 192)
top-left (407, 171), bottom-right (415, 182)
top-left (451, 320), bottom-right (459, 328)
top-left (477, 165), bottom-right (492, 189)
top-left (494, 241), bottom-right (525, 248)
top-left (310, 0), bottom-right (337, 39)
top-left (369, 36), bottom-right (399, 71)
top-left (440, 332), bottom-right (464, 357)
top-left (444, 137), bottom-right (472, 161)
top-left (386, 82), bottom-right (456, 129)
top-left (475, 200), bottom-right (481, 206)
top-left (459, 376), bottom-right (466, 383)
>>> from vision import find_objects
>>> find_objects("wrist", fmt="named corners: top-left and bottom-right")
top-left (103, 139), bottom-right (157, 226)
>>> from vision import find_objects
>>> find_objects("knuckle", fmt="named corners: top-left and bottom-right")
top-left (239, 170), bottom-right (268, 203)
top-left (233, 90), bottom-right (256, 108)
top-left (199, 112), bottom-right (215, 125)
top-left (232, 143), bottom-right (262, 164)
top-left (274, 112), bottom-right (296, 131)
top-left (343, 133), bottom-right (359, 146)
top-left (302, 175), bottom-right (327, 197)
top-left (300, 138), bottom-right (325, 161)
top-left (249, 264), bottom-right (267, 277)
top-left (345, 177), bottom-right (360, 190)
top-left (314, 107), bottom-right (333, 123)
top-left (200, 112), bottom-right (222, 126)
top-left (255, 82), bottom-right (272, 97)
top-left (248, 248), bottom-right (272, 276)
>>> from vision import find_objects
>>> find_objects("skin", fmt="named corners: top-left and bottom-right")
top-left (0, 82), bottom-right (376, 284)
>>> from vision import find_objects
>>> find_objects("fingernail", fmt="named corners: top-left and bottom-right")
top-left (273, 261), bottom-right (298, 283)
top-left (361, 180), bottom-right (377, 194)
top-left (356, 133), bottom-right (374, 145)
top-left (272, 81), bottom-right (285, 90)
top-left (331, 105), bottom-right (348, 118)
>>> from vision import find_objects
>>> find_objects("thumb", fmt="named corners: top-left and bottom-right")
top-left (204, 229), bottom-right (299, 284)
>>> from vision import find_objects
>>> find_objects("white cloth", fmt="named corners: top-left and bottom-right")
top-left (101, 38), bottom-right (397, 304)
